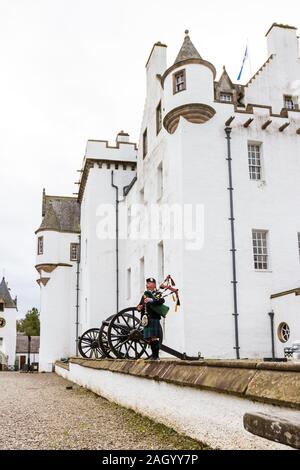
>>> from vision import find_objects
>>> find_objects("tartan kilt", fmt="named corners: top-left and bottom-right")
top-left (143, 318), bottom-right (161, 340)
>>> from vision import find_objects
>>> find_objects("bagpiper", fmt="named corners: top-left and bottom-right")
top-left (137, 278), bottom-right (169, 361)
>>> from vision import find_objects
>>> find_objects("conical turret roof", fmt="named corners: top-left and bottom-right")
top-left (0, 277), bottom-right (16, 308)
top-left (174, 30), bottom-right (202, 64)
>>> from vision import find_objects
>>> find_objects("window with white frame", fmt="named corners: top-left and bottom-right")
top-left (284, 95), bottom-right (298, 110)
top-left (252, 230), bottom-right (269, 271)
top-left (220, 93), bottom-right (233, 102)
top-left (248, 143), bottom-right (262, 181)
top-left (278, 323), bottom-right (290, 343)
top-left (37, 236), bottom-right (44, 255)
top-left (127, 268), bottom-right (131, 300)
top-left (173, 70), bottom-right (186, 94)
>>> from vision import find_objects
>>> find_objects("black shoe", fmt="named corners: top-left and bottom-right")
top-left (145, 355), bottom-right (154, 361)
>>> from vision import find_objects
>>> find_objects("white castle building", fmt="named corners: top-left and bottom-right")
top-left (36, 23), bottom-right (300, 372)
top-left (0, 277), bottom-right (17, 369)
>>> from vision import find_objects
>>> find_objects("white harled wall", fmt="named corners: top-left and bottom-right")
top-left (79, 144), bottom-right (137, 335)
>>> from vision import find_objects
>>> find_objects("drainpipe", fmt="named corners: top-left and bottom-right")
top-left (268, 310), bottom-right (275, 360)
top-left (75, 234), bottom-right (81, 356)
top-left (111, 171), bottom-right (119, 313)
top-left (225, 126), bottom-right (240, 359)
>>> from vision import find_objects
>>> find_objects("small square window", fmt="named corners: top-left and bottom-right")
top-left (38, 236), bottom-right (43, 255)
top-left (284, 95), bottom-right (298, 110)
top-left (220, 93), bottom-right (233, 103)
top-left (70, 243), bottom-right (80, 262)
top-left (173, 70), bottom-right (186, 94)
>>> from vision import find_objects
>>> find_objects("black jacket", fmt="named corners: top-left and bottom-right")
top-left (139, 290), bottom-right (165, 320)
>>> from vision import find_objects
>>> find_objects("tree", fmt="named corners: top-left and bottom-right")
top-left (17, 308), bottom-right (40, 336)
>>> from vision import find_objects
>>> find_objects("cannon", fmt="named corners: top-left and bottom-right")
top-left (78, 306), bottom-right (201, 361)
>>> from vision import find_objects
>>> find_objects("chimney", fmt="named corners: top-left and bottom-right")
top-left (116, 131), bottom-right (129, 144)
top-left (266, 23), bottom-right (299, 59)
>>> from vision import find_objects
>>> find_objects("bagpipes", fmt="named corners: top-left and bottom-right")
top-left (159, 275), bottom-right (181, 312)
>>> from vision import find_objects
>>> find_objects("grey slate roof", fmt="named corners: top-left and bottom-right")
top-left (16, 334), bottom-right (40, 354)
top-left (37, 192), bottom-right (80, 233)
top-left (0, 277), bottom-right (16, 308)
top-left (174, 31), bottom-right (202, 64)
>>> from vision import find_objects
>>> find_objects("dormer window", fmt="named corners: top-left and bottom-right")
top-left (38, 236), bottom-right (44, 255)
top-left (284, 95), bottom-right (298, 110)
top-left (173, 70), bottom-right (186, 94)
top-left (220, 93), bottom-right (233, 103)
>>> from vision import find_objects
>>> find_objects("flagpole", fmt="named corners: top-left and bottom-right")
top-left (247, 38), bottom-right (253, 78)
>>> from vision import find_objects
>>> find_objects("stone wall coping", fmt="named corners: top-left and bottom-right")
top-left (55, 361), bottom-right (69, 371)
top-left (59, 358), bottom-right (300, 410)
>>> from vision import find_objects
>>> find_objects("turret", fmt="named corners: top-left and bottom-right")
top-left (35, 192), bottom-right (80, 371)
top-left (162, 31), bottom-right (216, 134)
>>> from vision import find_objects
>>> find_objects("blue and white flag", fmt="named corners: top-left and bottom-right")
top-left (237, 46), bottom-right (248, 81)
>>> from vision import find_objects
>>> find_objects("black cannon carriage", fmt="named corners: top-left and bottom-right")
top-left (78, 306), bottom-right (201, 361)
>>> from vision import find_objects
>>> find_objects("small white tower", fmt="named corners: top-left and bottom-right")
top-left (0, 277), bottom-right (17, 369)
top-left (162, 31), bottom-right (216, 134)
top-left (35, 191), bottom-right (80, 372)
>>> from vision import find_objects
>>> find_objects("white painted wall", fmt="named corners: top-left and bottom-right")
top-left (246, 26), bottom-right (300, 114)
top-left (79, 141), bottom-right (137, 335)
top-left (271, 294), bottom-right (300, 357)
top-left (56, 363), bottom-right (295, 450)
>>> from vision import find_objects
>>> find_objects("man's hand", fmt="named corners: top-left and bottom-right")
top-left (144, 298), bottom-right (153, 304)
top-left (137, 304), bottom-right (143, 311)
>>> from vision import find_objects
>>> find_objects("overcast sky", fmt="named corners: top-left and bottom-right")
top-left (0, 0), bottom-right (299, 318)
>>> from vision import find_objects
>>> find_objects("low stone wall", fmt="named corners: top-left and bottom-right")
top-left (55, 358), bottom-right (300, 450)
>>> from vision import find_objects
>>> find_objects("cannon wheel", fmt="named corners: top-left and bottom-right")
top-left (98, 315), bottom-right (116, 359)
top-left (107, 307), bottom-right (163, 360)
top-left (78, 328), bottom-right (103, 359)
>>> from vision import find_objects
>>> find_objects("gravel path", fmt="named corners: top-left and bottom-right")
top-left (0, 372), bottom-right (209, 450)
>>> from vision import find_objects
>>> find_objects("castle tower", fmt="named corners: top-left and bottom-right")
top-left (35, 192), bottom-right (80, 371)
top-left (0, 277), bottom-right (17, 369)
top-left (162, 31), bottom-right (216, 134)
